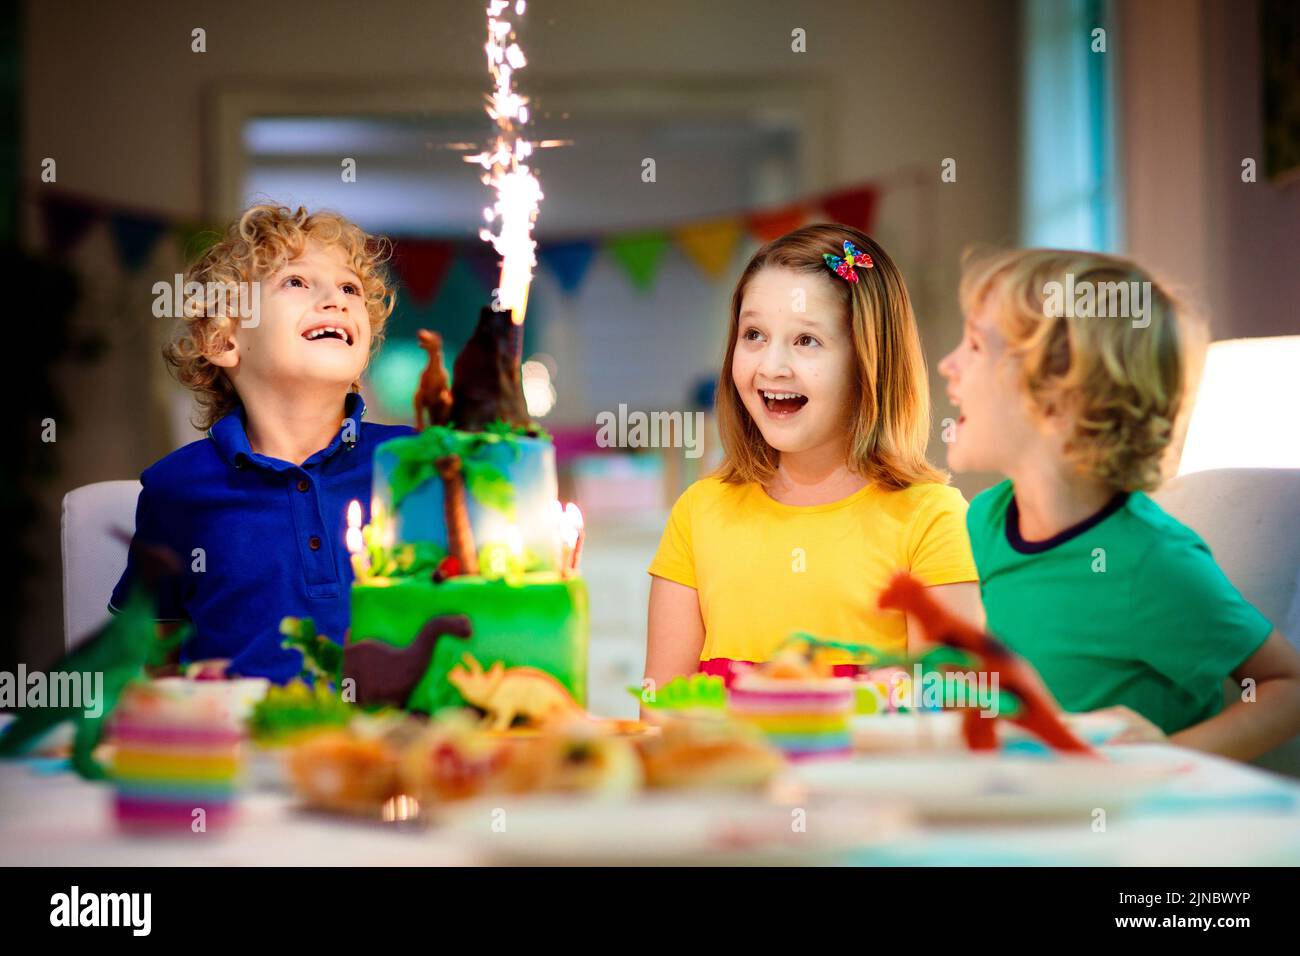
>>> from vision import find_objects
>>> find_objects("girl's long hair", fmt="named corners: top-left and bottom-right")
top-left (715, 223), bottom-right (946, 490)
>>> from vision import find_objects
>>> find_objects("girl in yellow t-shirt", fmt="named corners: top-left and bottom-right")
top-left (646, 223), bottom-right (981, 686)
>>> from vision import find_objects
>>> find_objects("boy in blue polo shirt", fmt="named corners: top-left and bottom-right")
top-left (109, 204), bottom-right (413, 682)
top-left (938, 248), bottom-right (1300, 761)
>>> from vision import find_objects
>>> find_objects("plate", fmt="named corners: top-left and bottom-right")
top-left (786, 753), bottom-right (1180, 821)
top-left (434, 791), bottom-right (913, 865)
top-left (851, 710), bottom-right (1131, 754)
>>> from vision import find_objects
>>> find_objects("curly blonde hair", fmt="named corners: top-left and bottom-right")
top-left (959, 248), bottom-right (1185, 492)
top-left (716, 223), bottom-right (946, 490)
top-left (164, 204), bottom-right (396, 430)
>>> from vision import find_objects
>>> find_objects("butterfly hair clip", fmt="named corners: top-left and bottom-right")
top-left (822, 241), bottom-right (874, 282)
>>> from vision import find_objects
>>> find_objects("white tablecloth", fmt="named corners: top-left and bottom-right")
top-left (2, 740), bottom-right (1297, 866)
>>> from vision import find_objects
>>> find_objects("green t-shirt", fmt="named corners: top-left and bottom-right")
top-left (967, 480), bottom-right (1273, 735)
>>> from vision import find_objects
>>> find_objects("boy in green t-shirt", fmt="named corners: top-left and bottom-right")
top-left (937, 248), bottom-right (1300, 760)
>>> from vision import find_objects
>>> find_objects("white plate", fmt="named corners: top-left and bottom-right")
top-left (851, 710), bottom-right (1131, 754)
top-left (852, 711), bottom-right (965, 752)
top-left (786, 753), bottom-right (1181, 821)
top-left (433, 791), bottom-right (914, 865)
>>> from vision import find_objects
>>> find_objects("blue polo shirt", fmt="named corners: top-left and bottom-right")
top-left (109, 392), bottom-right (413, 682)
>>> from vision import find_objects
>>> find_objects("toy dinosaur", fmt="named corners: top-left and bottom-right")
top-left (877, 572), bottom-right (1093, 753)
top-left (344, 614), bottom-right (472, 709)
top-left (280, 616), bottom-right (344, 687)
top-left (414, 329), bottom-right (454, 431)
top-left (0, 535), bottom-right (188, 779)
top-left (447, 653), bottom-right (586, 731)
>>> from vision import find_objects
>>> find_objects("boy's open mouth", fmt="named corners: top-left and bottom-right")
top-left (760, 389), bottom-right (809, 417)
top-left (302, 324), bottom-right (354, 346)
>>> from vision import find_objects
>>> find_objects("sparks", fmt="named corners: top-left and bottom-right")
top-left (467, 0), bottom-right (542, 326)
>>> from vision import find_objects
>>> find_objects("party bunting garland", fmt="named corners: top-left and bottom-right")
top-left (31, 181), bottom-right (881, 302)
top-left (604, 231), bottom-right (672, 292)
top-left (673, 219), bottom-right (745, 280)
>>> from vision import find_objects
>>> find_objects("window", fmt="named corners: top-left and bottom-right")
top-left (1021, 0), bottom-right (1120, 250)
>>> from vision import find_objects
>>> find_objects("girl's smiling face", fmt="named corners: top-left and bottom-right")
top-left (937, 293), bottom-right (1041, 473)
top-left (731, 266), bottom-right (855, 458)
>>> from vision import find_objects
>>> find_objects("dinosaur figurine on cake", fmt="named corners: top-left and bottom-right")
top-left (414, 329), bottom-right (454, 430)
top-left (448, 653), bottom-right (586, 731)
top-left (343, 614), bottom-right (473, 708)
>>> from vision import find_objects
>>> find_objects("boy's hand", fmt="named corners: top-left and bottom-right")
top-left (1090, 705), bottom-right (1166, 744)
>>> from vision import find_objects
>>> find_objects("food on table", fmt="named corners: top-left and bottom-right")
top-left (282, 714), bottom-right (423, 816)
top-left (629, 673), bottom-right (728, 717)
top-left (728, 646), bottom-right (855, 761)
top-left (246, 680), bottom-right (356, 746)
top-left (110, 682), bottom-right (244, 831)
top-left (636, 716), bottom-right (782, 790)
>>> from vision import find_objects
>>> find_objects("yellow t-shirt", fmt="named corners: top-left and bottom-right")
top-left (647, 476), bottom-right (977, 664)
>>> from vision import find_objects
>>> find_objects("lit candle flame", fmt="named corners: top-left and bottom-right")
top-left (559, 501), bottom-right (584, 573)
top-left (468, 0), bottom-right (542, 326)
top-left (346, 499), bottom-right (364, 554)
top-left (560, 502), bottom-right (584, 548)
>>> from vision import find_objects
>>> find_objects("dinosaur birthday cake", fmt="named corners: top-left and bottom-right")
top-left (342, 307), bottom-right (589, 718)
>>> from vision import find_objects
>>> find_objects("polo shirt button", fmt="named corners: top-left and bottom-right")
top-left (308, 535), bottom-right (322, 550)
top-left (297, 479), bottom-right (309, 492)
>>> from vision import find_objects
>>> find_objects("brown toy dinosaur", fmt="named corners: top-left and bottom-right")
top-left (447, 653), bottom-right (587, 731)
top-left (877, 572), bottom-right (1093, 754)
top-left (414, 329), bottom-right (454, 431)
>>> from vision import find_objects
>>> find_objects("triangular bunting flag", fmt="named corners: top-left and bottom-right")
top-left (539, 240), bottom-right (597, 294)
top-left (674, 219), bottom-right (744, 280)
top-left (40, 195), bottom-right (99, 256)
top-left (820, 186), bottom-right (879, 233)
top-left (109, 212), bottom-right (169, 272)
top-left (390, 239), bottom-right (455, 306)
top-left (176, 222), bottom-right (222, 264)
top-left (460, 248), bottom-right (503, 297)
top-left (605, 232), bottom-right (670, 293)
top-left (745, 205), bottom-right (807, 243)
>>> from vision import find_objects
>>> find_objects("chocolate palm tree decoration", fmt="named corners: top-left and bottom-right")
top-left (435, 454), bottom-right (479, 575)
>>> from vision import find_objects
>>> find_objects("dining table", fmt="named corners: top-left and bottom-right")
top-left (2, 713), bottom-right (1297, 867)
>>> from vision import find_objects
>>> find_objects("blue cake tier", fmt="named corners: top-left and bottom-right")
top-left (371, 429), bottom-right (562, 573)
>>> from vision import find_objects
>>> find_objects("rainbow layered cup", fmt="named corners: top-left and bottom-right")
top-left (727, 674), bottom-right (855, 761)
top-left (110, 683), bottom-right (245, 832)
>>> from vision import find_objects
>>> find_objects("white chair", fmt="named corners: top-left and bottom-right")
top-left (1153, 468), bottom-right (1300, 775)
top-left (61, 480), bottom-right (141, 651)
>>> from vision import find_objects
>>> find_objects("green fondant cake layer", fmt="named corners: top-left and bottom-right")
top-left (350, 573), bottom-right (589, 714)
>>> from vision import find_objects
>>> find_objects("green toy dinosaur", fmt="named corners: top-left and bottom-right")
top-left (0, 537), bottom-right (188, 780)
top-left (279, 616), bottom-right (343, 688)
